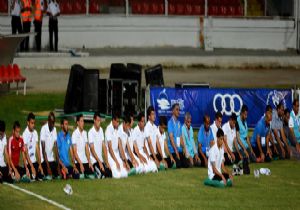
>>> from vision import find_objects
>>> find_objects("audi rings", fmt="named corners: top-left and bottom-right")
top-left (213, 94), bottom-right (243, 116)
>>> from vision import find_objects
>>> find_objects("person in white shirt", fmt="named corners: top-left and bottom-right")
top-left (72, 114), bottom-right (94, 179)
top-left (222, 113), bottom-right (237, 165)
top-left (156, 116), bottom-right (176, 169)
top-left (40, 112), bottom-right (59, 179)
top-left (47, 0), bottom-right (60, 52)
top-left (105, 113), bottom-right (128, 179)
top-left (132, 113), bottom-right (158, 173)
top-left (127, 114), bottom-right (146, 174)
top-left (88, 112), bottom-right (112, 178)
top-left (208, 128), bottom-right (233, 186)
top-left (23, 113), bottom-right (44, 180)
top-left (210, 111), bottom-right (223, 143)
top-left (10, 0), bottom-right (23, 50)
top-left (0, 120), bottom-right (13, 183)
top-left (117, 114), bottom-right (139, 176)
top-left (144, 106), bottom-right (160, 167)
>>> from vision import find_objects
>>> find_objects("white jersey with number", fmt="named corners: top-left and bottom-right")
top-left (23, 126), bottom-right (39, 164)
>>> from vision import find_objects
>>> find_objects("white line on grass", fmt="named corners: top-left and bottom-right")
top-left (4, 183), bottom-right (71, 210)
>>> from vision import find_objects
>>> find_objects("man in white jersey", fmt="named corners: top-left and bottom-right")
top-left (41, 112), bottom-right (59, 179)
top-left (88, 112), bottom-right (112, 178)
top-left (132, 113), bottom-right (158, 173)
top-left (144, 106), bottom-right (161, 167)
top-left (117, 114), bottom-right (138, 176)
top-left (208, 128), bottom-right (233, 186)
top-left (222, 113), bottom-right (237, 165)
top-left (156, 116), bottom-right (176, 169)
top-left (72, 114), bottom-right (94, 179)
top-left (105, 112), bottom-right (128, 178)
top-left (0, 120), bottom-right (13, 183)
top-left (23, 113), bottom-right (44, 180)
top-left (210, 111), bottom-right (223, 143)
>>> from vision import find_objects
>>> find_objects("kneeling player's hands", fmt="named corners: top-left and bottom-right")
top-left (73, 167), bottom-right (79, 174)
top-left (89, 162), bottom-right (94, 172)
top-left (80, 164), bottom-right (85, 173)
top-left (31, 166), bottom-right (36, 177)
top-left (14, 171), bottom-right (21, 181)
top-left (26, 167), bottom-right (30, 177)
top-left (222, 176), bottom-right (227, 185)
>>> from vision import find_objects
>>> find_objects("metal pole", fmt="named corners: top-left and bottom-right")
top-left (125, 0), bottom-right (129, 17)
top-left (8, 0), bottom-right (11, 15)
top-left (86, 0), bottom-right (89, 15)
top-left (264, 0), bottom-right (267, 16)
top-left (244, 0), bottom-right (247, 17)
top-left (205, 0), bottom-right (207, 17)
top-left (296, 0), bottom-right (300, 53)
top-left (165, 0), bottom-right (168, 16)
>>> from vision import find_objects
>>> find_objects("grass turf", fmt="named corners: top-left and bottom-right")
top-left (0, 93), bottom-right (299, 210)
top-left (0, 160), bottom-right (299, 210)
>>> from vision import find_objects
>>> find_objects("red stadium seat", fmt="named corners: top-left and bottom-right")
top-left (235, 6), bottom-right (243, 16)
top-left (13, 64), bottom-right (26, 83)
top-left (208, 6), bottom-right (218, 16)
top-left (228, 6), bottom-right (236, 16)
top-left (74, 1), bottom-right (86, 14)
top-left (6, 64), bottom-right (17, 83)
top-left (131, 1), bottom-right (142, 14)
top-left (141, 2), bottom-right (150, 14)
top-left (0, 0), bottom-right (8, 13)
top-left (13, 64), bottom-right (27, 95)
top-left (168, 3), bottom-right (176, 15)
top-left (158, 2), bottom-right (164, 14)
top-left (0, 65), bottom-right (8, 83)
top-left (185, 4), bottom-right (193, 16)
top-left (219, 6), bottom-right (227, 16)
top-left (176, 3), bottom-right (184, 15)
top-left (192, 5), bottom-right (204, 15)
top-left (89, 0), bottom-right (100, 14)
top-left (3, 65), bottom-right (13, 83)
top-left (209, 0), bottom-right (218, 6)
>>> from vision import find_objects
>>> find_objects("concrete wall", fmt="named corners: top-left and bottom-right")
top-left (0, 15), bottom-right (297, 50)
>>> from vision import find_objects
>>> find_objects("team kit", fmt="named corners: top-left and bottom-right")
top-left (0, 100), bottom-right (300, 186)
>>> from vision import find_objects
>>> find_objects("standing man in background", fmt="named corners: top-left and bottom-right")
top-left (33, 0), bottom-right (44, 52)
top-left (47, 0), bottom-right (60, 52)
top-left (21, 0), bottom-right (32, 51)
top-left (10, 0), bottom-right (23, 51)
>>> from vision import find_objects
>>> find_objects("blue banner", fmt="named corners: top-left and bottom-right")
top-left (150, 88), bottom-right (292, 128)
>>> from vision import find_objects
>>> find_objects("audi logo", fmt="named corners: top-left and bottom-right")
top-left (213, 94), bottom-right (243, 116)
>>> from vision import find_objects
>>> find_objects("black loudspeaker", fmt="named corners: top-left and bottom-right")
top-left (144, 64), bottom-right (164, 87)
top-left (64, 64), bottom-right (85, 113)
top-left (126, 63), bottom-right (142, 89)
top-left (108, 79), bottom-right (123, 116)
top-left (110, 63), bottom-right (127, 79)
top-left (83, 69), bottom-right (99, 112)
top-left (98, 79), bottom-right (108, 114)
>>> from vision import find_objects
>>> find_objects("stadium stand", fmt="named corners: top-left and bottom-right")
top-left (207, 0), bottom-right (243, 16)
top-left (0, 0), bottom-right (8, 13)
